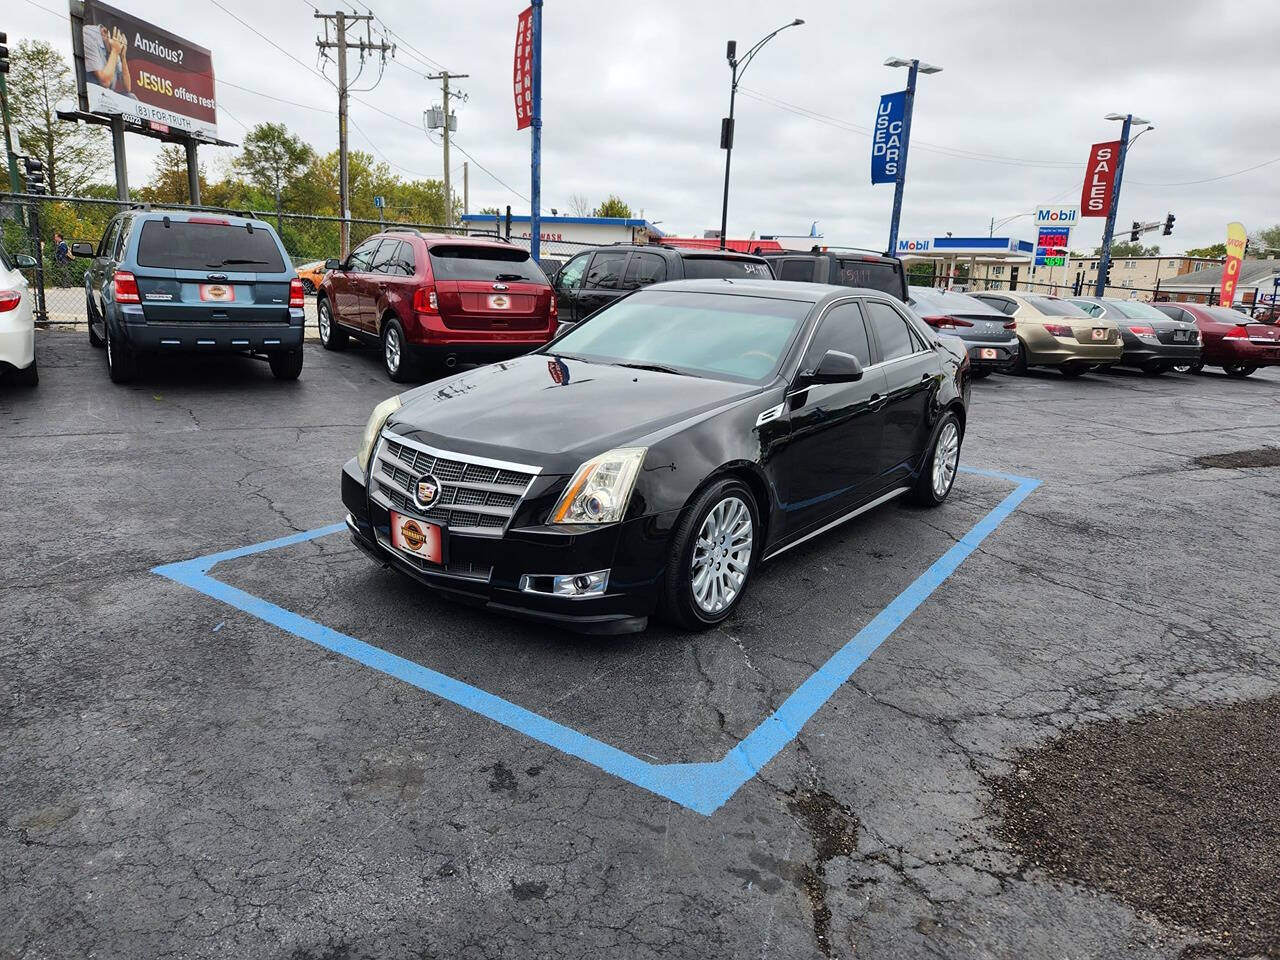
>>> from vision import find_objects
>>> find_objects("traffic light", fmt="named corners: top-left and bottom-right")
top-left (1130, 221), bottom-right (1140, 243)
top-left (1, 32), bottom-right (10, 74)
top-left (23, 157), bottom-right (46, 195)
top-left (1163, 212), bottom-right (1176, 236)
top-left (1101, 261), bottom-right (1112, 288)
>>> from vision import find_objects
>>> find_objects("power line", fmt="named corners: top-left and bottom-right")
top-left (450, 139), bottom-right (528, 204)
top-left (348, 114), bottom-right (432, 179)
top-left (1128, 156), bottom-right (1280, 187)
top-left (207, 0), bottom-right (334, 89)
top-left (218, 79), bottom-right (329, 113)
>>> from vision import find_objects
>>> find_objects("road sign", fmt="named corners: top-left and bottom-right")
top-left (1035, 226), bottom-right (1069, 267)
top-left (373, 195), bottom-right (384, 209)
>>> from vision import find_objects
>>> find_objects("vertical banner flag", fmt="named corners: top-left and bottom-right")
top-left (871, 90), bottom-right (907, 185)
top-left (1219, 222), bottom-right (1248, 307)
top-left (512, 6), bottom-right (533, 130)
top-left (1080, 140), bottom-right (1122, 217)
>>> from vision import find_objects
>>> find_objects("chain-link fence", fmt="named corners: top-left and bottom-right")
top-left (0, 192), bottom-right (602, 328)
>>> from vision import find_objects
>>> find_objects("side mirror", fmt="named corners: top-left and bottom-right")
top-left (324, 258), bottom-right (342, 271)
top-left (798, 349), bottom-right (864, 387)
top-left (15, 254), bottom-right (38, 269)
top-left (71, 242), bottom-right (95, 258)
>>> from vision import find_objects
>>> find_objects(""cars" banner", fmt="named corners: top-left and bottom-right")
top-left (871, 90), bottom-right (906, 185)
top-left (74, 0), bottom-right (218, 139)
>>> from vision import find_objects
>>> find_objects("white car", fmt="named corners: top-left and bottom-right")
top-left (1, 246), bottom-right (39, 386)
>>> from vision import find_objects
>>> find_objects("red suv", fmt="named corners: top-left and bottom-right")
top-left (317, 230), bottom-right (557, 381)
top-left (1153, 302), bottom-right (1280, 377)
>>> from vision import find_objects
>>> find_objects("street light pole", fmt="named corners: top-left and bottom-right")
top-left (1094, 112), bottom-right (1151, 296)
top-left (883, 56), bottom-right (941, 258)
top-left (718, 19), bottom-right (804, 250)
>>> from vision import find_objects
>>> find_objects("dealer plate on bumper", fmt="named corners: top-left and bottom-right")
top-left (979, 348), bottom-right (999, 360)
top-left (389, 511), bottom-right (445, 564)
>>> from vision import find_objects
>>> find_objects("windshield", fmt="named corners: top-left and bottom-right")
top-left (1106, 299), bottom-right (1171, 321)
top-left (682, 257), bottom-right (773, 280)
top-left (136, 220), bottom-right (286, 272)
top-left (909, 287), bottom-right (1004, 316)
top-left (428, 245), bottom-right (548, 283)
top-left (839, 259), bottom-right (904, 298)
top-left (547, 289), bottom-right (810, 383)
top-left (1026, 295), bottom-right (1091, 318)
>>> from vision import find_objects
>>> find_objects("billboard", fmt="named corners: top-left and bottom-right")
top-left (72, 0), bottom-right (218, 139)
top-left (1080, 141), bottom-right (1121, 217)
top-left (871, 90), bottom-right (906, 184)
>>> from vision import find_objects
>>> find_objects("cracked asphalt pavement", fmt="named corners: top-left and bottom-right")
top-left (3, 331), bottom-right (1279, 959)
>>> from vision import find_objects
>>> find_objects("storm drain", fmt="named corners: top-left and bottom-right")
top-left (1193, 447), bottom-right (1280, 470)
top-left (991, 697), bottom-right (1280, 958)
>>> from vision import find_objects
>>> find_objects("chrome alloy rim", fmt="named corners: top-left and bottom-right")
top-left (318, 300), bottom-right (331, 341)
top-left (691, 496), bottom-right (753, 615)
top-left (932, 421), bottom-right (960, 498)
top-left (385, 325), bottom-right (401, 372)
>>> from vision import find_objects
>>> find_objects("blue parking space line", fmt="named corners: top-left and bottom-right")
top-left (152, 466), bottom-right (1039, 816)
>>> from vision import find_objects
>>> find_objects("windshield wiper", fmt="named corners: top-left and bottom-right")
top-left (494, 273), bottom-right (527, 281)
top-left (209, 258), bottom-right (271, 267)
top-left (613, 361), bottom-right (689, 376)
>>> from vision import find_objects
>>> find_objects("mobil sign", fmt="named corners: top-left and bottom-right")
top-left (1035, 205), bottom-right (1080, 229)
top-left (897, 238), bottom-right (930, 253)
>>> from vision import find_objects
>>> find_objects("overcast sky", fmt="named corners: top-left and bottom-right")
top-left (11, 0), bottom-right (1280, 251)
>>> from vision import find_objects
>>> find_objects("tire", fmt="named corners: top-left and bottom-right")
top-left (1058, 363), bottom-right (1092, 378)
top-left (317, 297), bottom-right (347, 351)
top-left (909, 412), bottom-right (963, 507)
top-left (1172, 361), bottom-right (1203, 375)
top-left (269, 349), bottom-right (304, 380)
top-left (86, 292), bottom-right (105, 348)
top-left (1224, 364), bottom-right (1257, 378)
top-left (1010, 340), bottom-right (1029, 376)
top-left (382, 317), bottom-right (415, 383)
top-left (660, 478), bottom-right (759, 631)
top-left (11, 357), bottom-right (38, 386)
top-left (1142, 361), bottom-right (1167, 376)
top-left (971, 368), bottom-right (992, 380)
top-left (105, 319), bottom-right (137, 384)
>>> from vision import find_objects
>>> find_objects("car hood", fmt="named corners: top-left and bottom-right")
top-left (385, 353), bottom-right (762, 473)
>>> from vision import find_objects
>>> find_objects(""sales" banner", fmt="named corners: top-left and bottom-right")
top-left (1080, 140), bottom-right (1121, 218)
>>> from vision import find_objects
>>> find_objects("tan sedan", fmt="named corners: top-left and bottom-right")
top-left (970, 291), bottom-right (1122, 377)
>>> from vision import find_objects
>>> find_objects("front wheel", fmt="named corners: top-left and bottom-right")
top-left (1224, 364), bottom-right (1257, 378)
top-left (660, 479), bottom-right (759, 631)
top-left (910, 413), bottom-right (963, 507)
top-left (269, 349), bottom-right (304, 380)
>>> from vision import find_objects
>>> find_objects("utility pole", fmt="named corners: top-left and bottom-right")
top-left (427, 71), bottom-right (468, 228)
top-left (463, 160), bottom-right (469, 218)
top-left (316, 10), bottom-right (393, 256)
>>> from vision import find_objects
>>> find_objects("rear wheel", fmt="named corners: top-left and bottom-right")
top-left (660, 478), bottom-right (759, 631)
top-left (1010, 341), bottom-right (1029, 376)
top-left (268, 349), bottom-right (304, 380)
top-left (382, 317), bottom-right (415, 383)
top-left (1224, 364), bottom-right (1257, 378)
top-left (1058, 363), bottom-right (1092, 378)
top-left (1172, 361), bottom-right (1203, 375)
top-left (11, 357), bottom-right (38, 386)
top-left (317, 297), bottom-right (347, 351)
top-left (971, 368), bottom-right (991, 379)
top-left (105, 320), bottom-right (137, 384)
top-left (910, 413), bottom-right (963, 507)
top-left (1143, 361), bottom-right (1167, 376)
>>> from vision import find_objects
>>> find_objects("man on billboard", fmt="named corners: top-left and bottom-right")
top-left (83, 18), bottom-right (135, 97)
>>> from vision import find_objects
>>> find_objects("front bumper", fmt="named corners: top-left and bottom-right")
top-left (115, 305), bottom-right (305, 353)
top-left (342, 456), bottom-right (671, 634)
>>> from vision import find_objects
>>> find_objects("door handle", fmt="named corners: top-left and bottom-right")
top-left (922, 372), bottom-right (933, 381)
top-left (868, 393), bottom-right (887, 411)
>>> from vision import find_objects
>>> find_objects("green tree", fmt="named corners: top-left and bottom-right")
top-left (1185, 242), bottom-right (1226, 259)
top-left (1094, 241), bottom-right (1160, 258)
top-left (594, 195), bottom-right (632, 218)
top-left (233, 122), bottom-right (314, 225)
top-left (1248, 224), bottom-right (1280, 255)
top-left (7, 39), bottom-right (110, 195)
top-left (138, 144), bottom-right (206, 204)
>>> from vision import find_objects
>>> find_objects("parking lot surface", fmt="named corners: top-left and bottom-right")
top-left (4, 331), bottom-right (1279, 959)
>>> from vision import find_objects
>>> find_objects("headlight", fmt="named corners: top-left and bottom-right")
top-left (550, 447), bottom-right (647, 524)
top-left (357, 394), bottom-right (402, 472)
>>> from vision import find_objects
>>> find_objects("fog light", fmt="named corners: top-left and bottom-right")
top-left (554, 570), bottom-right (609, 597)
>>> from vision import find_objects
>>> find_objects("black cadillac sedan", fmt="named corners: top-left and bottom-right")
top-left (341, 279), bottom-right (971, 633)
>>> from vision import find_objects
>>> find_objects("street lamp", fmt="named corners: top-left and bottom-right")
top-left (1094, 112), bottom-right (1155, 296)
top-left (718, 18), bottom-right (805, 250)
top-left (883, 56), bottom-right (942, 257)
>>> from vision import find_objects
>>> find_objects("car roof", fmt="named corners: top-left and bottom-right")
top-left (127, 210), bottom-right (275, 231)
top-left (567, 243), bottom-right (769, 263)
top-left (646, 278), bottom-right (897, 302)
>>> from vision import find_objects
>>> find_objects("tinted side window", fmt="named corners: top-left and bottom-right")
top-left (348, 238), bottom-right (381, 272)
top-left (779, 259), bottom-right (813, 281)
top-left (99, 220), bottom-right (121, 258)
top-left (621, 252), bottom-right (667, 289)
top-left (866, 300), bottom-right (916, 362)
top-left (394, 242), bottom-right (416, 276)
top-left (556, 252), bottom-right (590, 290)
top-left (838, 259), bottom-right (905, 298)
top-left (114, 217), bottom-right (133, 259)
top-left (584, 251), bottom-right (628, 290)
top-left (803, 301), bottom-right (872, 368)
top-left (369, 238), bottom-right (400, 274)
